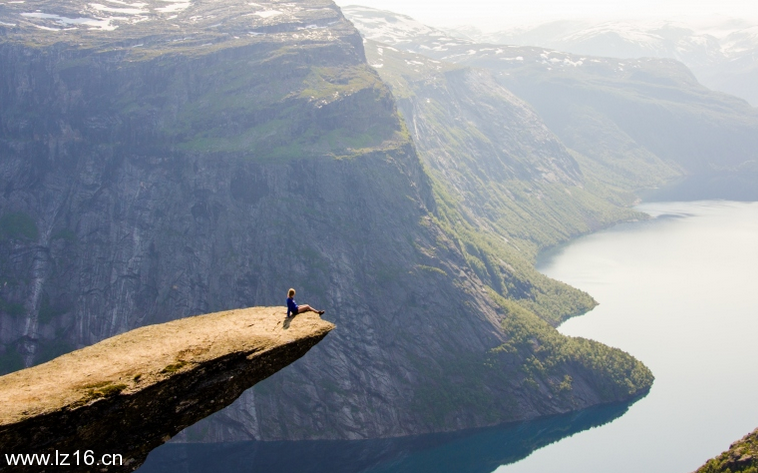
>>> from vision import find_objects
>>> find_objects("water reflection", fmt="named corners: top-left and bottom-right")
top-left (138, 399), bottom-right (640, 473)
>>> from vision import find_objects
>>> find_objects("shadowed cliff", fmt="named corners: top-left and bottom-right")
top-left (0, 308), bottom-right (333, 472)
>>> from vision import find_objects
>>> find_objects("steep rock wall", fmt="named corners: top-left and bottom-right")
top-left (0, 0), bottom-right (652, 441)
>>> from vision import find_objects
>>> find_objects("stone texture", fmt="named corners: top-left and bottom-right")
top-left (0, 307), bottom-right (333, 472)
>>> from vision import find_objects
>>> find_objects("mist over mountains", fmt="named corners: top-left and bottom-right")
top-left (344, 5), bottom-right (758, 201)
top-left (442, 16), bottom-right (758, 107)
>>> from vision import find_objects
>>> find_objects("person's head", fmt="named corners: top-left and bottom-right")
top-left (287, 288), bottom-right (296, 298)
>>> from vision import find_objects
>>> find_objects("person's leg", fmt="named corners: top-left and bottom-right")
top-left (297, 304), bottom-right (325, 315)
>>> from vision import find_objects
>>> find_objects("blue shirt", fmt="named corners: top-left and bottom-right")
top-left (287, 297), bottom-right (298, 317)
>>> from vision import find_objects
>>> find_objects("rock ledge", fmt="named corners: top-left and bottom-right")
top-left (0, 307), bottom-right (333, 472)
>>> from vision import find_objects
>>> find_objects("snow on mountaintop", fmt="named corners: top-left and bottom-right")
top-left (449, 17), bottom-right (758, 64)
top-left (345, 6), bottom-right (757, 105)
top-left (342, 4), bottom-right (471, 50)
top-left (345, 5), bottom-right (666, 81)
top-left (342, 5), bottom-right (436, 41)
top-left (0, 0), bottom-right (348, 50)
top-left (455, 17), bottom-right (758, 105)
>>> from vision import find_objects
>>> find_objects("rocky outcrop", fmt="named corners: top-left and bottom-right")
top-left (0, 308), bottom-right (333, 472)
top-left (695, 428), bottom-right (758, 473)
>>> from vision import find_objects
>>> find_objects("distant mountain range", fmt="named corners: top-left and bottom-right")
top-left (445, 17), bottom-right (758, 107)
top-left (342, 7), bottom-right (758, 106)
top-left (344, 6), bottom-right (758, 201)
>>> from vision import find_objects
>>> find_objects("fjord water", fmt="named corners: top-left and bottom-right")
top-left (140, 200), bottom-right (758, 473)
top-left (499, 200), bottom-right (758, 473)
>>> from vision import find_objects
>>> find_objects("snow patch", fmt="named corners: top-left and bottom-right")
top-left (31, 23), bottom-right (61, 31)
top-left (21, 11), bottom-right (120, 30)
top-left (90, 3), bottom-right (147, 15)
top-left (255, 10), bottom-right (282, 18)
top-left (101, 0), bottom-right (148, 6)
top-left (155, 1), bottom-right (190, 13)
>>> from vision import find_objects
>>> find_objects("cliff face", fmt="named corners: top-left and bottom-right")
top-left (362, 40), bottom-right (643, 326)
top-left (0, 308), bottom-right (334, 472)
top-left (0, 0), bottom-right (651, 442)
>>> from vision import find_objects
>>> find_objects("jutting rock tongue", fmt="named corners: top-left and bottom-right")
top-left (0, 308), bottom-right (334, 472)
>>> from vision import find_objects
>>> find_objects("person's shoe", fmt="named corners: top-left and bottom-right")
top-left (317, 310), bottom-right (325, 315)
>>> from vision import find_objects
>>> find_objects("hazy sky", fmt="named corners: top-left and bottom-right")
top-left (335, 0), bottom-right (758, 28)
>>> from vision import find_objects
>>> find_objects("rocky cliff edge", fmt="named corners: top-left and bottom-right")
top-left (0, 308), bottom-right (333, 472)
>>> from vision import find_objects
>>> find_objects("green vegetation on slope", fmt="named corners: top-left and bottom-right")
top-left (169, 60), bottom-right (406, 159)
top-left (408, 286), bottom-right (653, 428)
top-left (356, 40), bottom-right (654, 428)
top-left (365, 41), bottom-right (645, 325)
top-left (489, 290), bottom-right (653, 401)
top-left (697, 428), bottom-right (758, 473)
top-left (430, 179), bottom-right (598, 325)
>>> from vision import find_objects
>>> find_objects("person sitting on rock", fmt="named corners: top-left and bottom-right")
top-left (286, 288), bottom-right (324, 318)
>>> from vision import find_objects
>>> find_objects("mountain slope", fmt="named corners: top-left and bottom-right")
top-left (363, 40), bottom-right (642, 325)
top-left (461, 19), bottom-right (758, 107)
top-left (345, 7), bottom-right (758, 201)
top-left (696, 427), bottom-right (758, 473)
top-left (0, 0), bottom-right (651, 441)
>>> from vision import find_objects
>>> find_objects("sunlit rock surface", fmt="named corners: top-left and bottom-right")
top-left (0, 308), bottom-right (333, 472)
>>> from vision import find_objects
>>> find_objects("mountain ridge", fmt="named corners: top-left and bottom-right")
top-left (344, 6), bottom-right (758, 200)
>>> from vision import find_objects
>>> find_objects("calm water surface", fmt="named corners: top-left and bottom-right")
top-left (500, 200), bottom-right (758, 473)
top-left (140, 200), bottom-right (758, 473)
